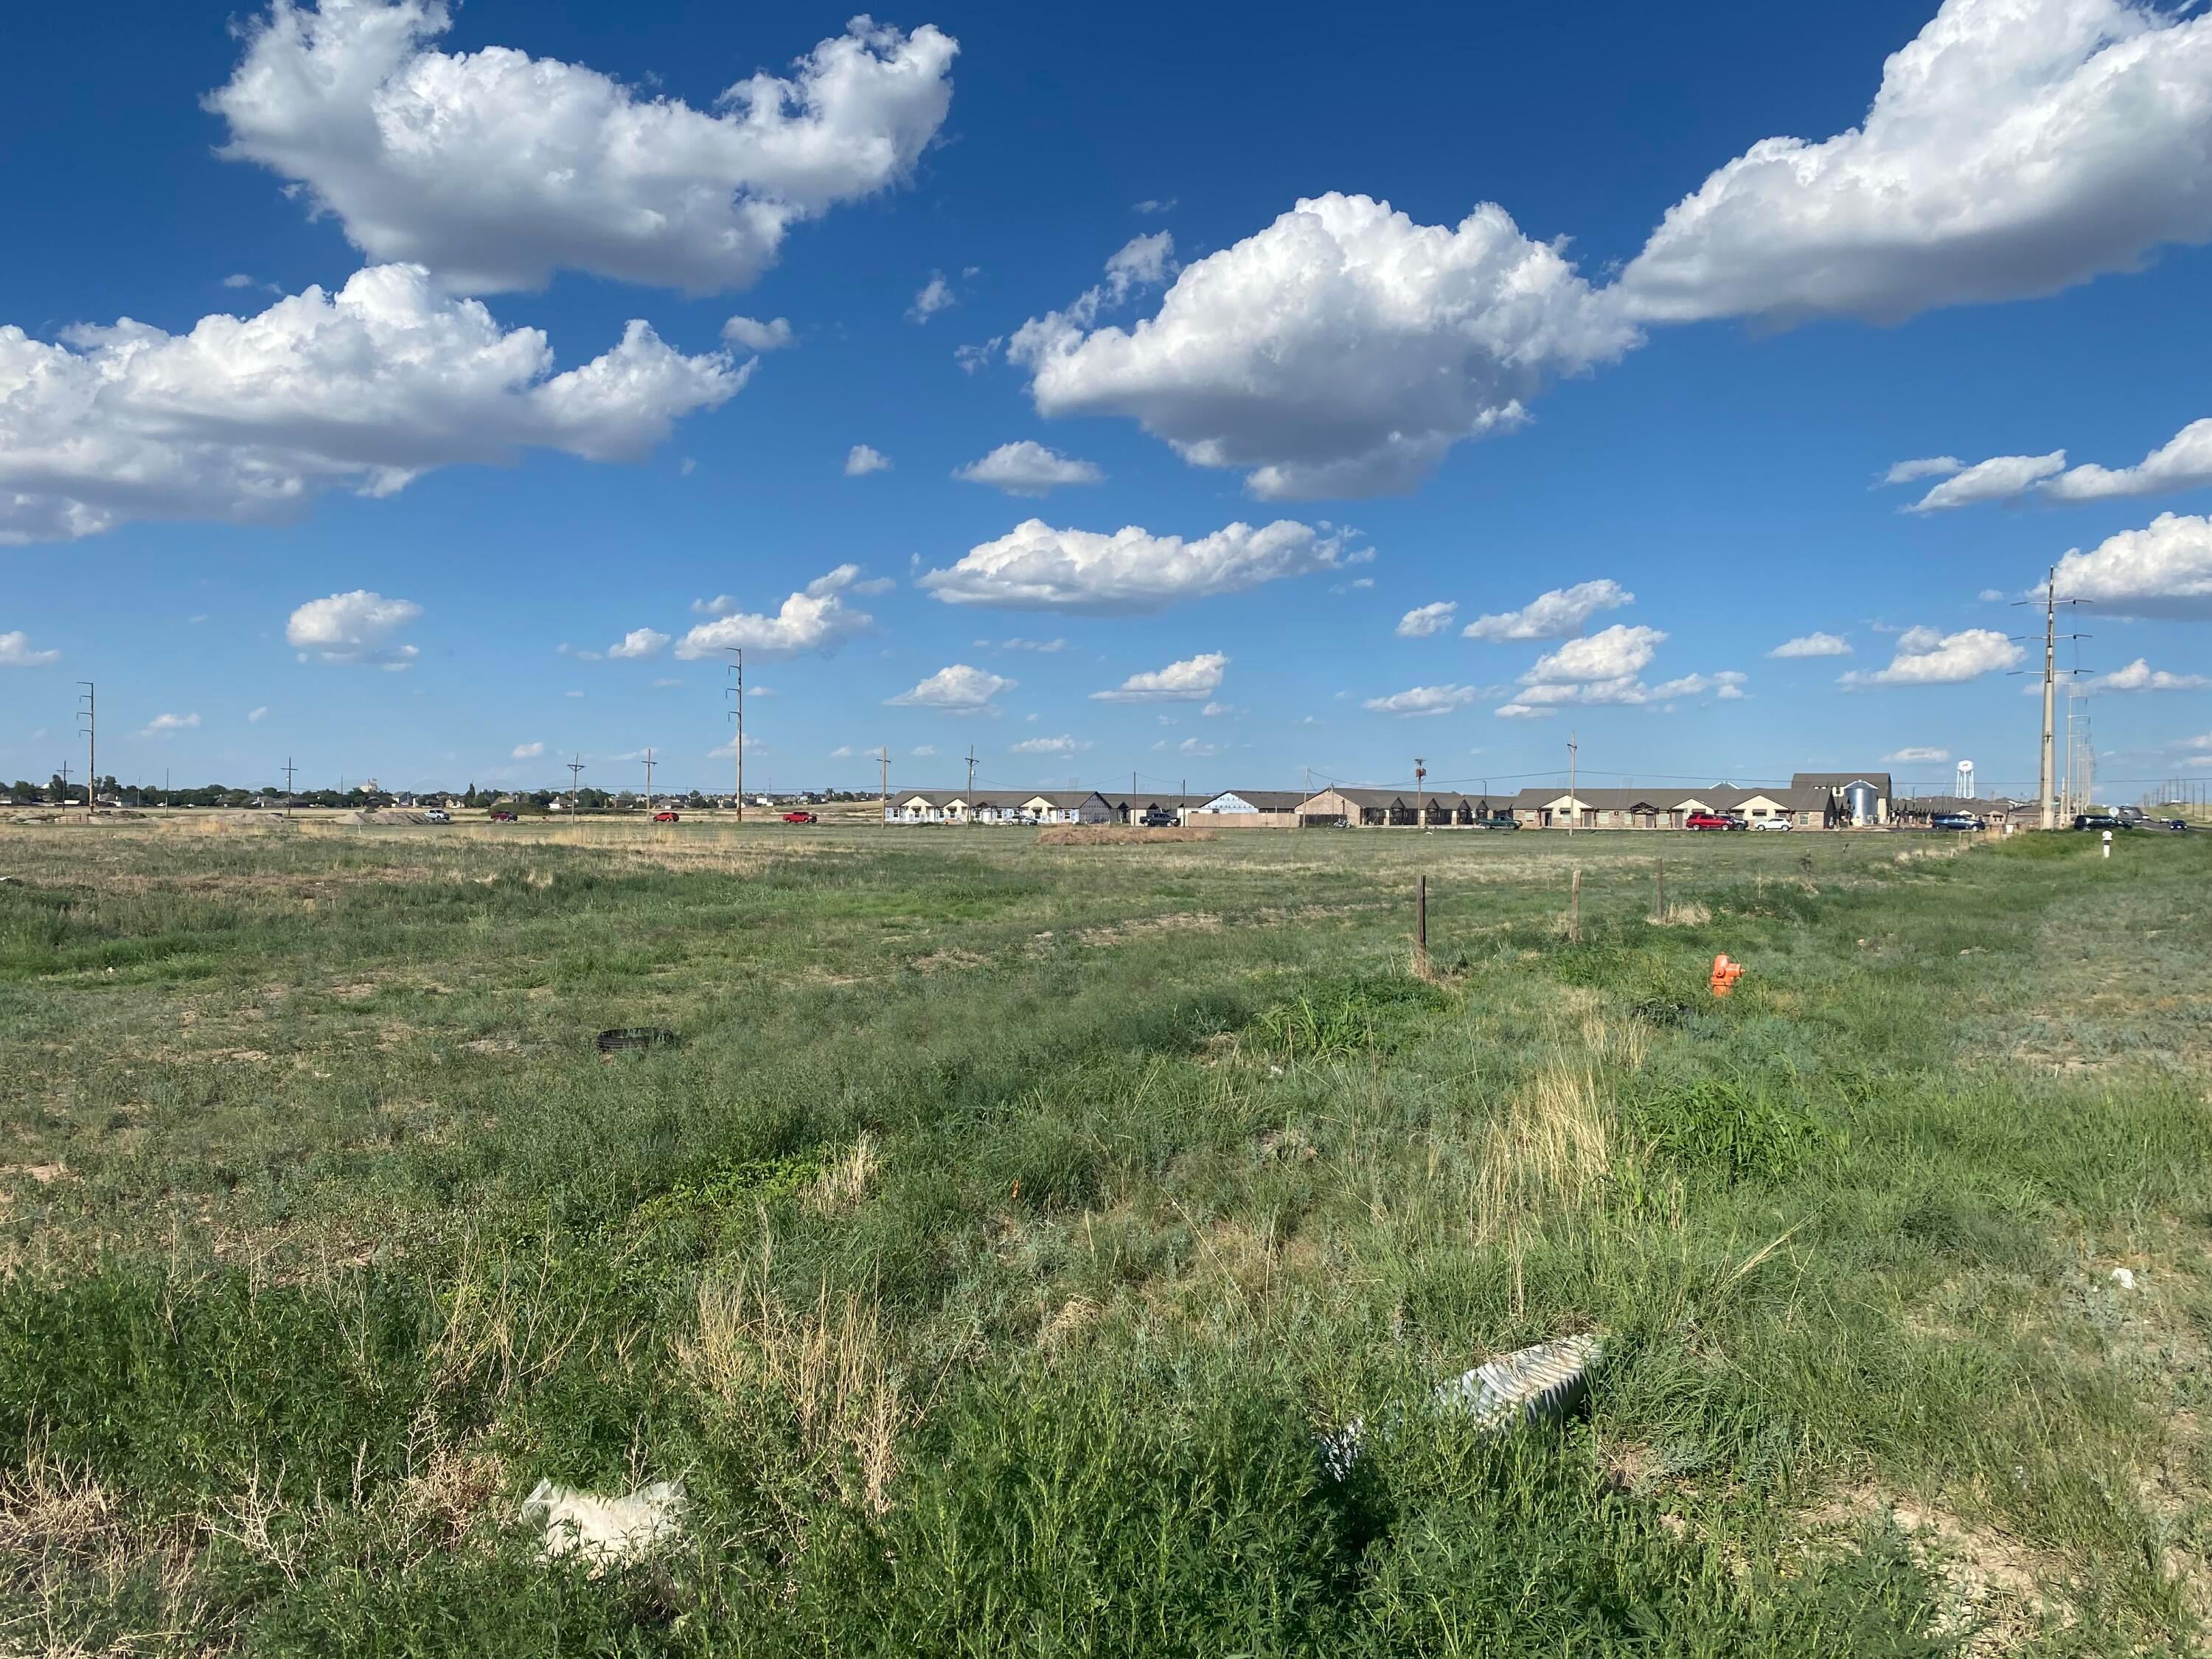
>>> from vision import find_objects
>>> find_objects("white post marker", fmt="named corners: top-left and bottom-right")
top-left (2101, 829), bottom-right (2112, 860)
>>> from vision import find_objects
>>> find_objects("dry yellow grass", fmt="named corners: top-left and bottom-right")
top-left (805, 1132), bottom-right (880, 1217)
top-left (679, 1247), bottom-right (907, 1514)
top-left (1469, 1061), bottom-right (1615, 1245)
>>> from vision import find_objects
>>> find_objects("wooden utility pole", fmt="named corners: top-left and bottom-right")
top-left (1567, 730), bottom-right (1578, 838)
top-left (967, 745), bottom-right (978, 824)
top-left (878, 746), bottom-right (889, 824)
top-left (643, 749), bottom-right (655, 814)
top-left (1416, 874), bottom-right (1428, 965)
top-left (1569, 868), bottom-right (1582, 944)
top-left (1654, 859), bottom-right (1666, 922)
top-left (1414, 756), bottom-right (1427, 829)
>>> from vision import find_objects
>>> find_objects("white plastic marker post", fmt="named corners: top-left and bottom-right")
top-left (2101, 830), bottom-right (2112, 860)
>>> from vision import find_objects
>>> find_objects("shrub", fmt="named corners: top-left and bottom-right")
top-left (1624, 1074), bottom-right (1840, 1181)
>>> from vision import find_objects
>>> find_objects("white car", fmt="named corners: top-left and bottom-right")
top-left (1750, 816), bottom-right (1792, 831)
top-left (422, 808), bottom-right (451, 824)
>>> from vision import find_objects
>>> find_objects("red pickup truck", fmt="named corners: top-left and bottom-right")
top-left (782, 810), bottom-right (818, 824)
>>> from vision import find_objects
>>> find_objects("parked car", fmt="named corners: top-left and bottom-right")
top-left (782, 810), bottom-right (817, 824)
top-left (1750, 816), bottom-right (1792, 832)
top-left (1139, 808), bottom-right (1176, 827)
top-left (653, 810), bottom-right (681, 823)
top-left (2071, 813), bottom-right (2124, 830)
top-left (1476, 814), bottom-right (1520, 830)
top-left (488, 810), bottom-right (518, 822)
top-left (1927, 812), bottom-right (1983, 831)
top-left (1684, 812), bottom-right (1742, 831)
top-left (422, 808), bottom-right (451, 824)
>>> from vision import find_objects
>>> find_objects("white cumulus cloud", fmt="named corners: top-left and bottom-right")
top-left (2046, 417), bottom-right (2212, 503)
top-left (512, 741), bottom-right (544, 759)
top-left (605, 627), bottom-right (669, 660)
top-left (0, 630), bottom-right (61, 667)
top-left (1885, 746), bottom-right (1952, 762)
top-left (1396, 601), bottom-right (1458, 639)
top-left (1893, 419), bottom-right (2212, 510)
top-left (1841, 626), bottom-right (2024, 686)
top-left (844, 443), bottom-right (892, 476)
top-left (1619, 0), bottom-right (2212, 327)
top-left (1091, 652), bottom-right (1228, 703)
top-left (1012, 193), bottom-right (1637, 499)
top-left (288, 588), bottom-right (422, 666)
top-left (2087, 657), bottom-right (2210, 691)
top-left (1523, 624), bottom-right (1666, 684)
top-left (208, 4), bottom-right (959, 293)
top-left (722, 315), bottom-right (794, 352)
top-left (247, 705), bottom-right (269, 722)
top-left (919, 518), bottom-right (1356, 613)
top-left (951, 441), bottom-right (1104, 495)
top-left (1907, 451), bottom-right (2067, 512)
top-left (1495, 626), bottom-right (1746, 716)
top-left (1882, 456), bottom-right (1962, 485)
top-left (2050, 512), bottom-right (2212, 618)
top-left (1363, 684), bottom-right (1479, 717)
top-left (1768, 632), bottom-right (1853, 658)
top-left (908, 273), bottom-right (955, 322)
top-left (0, 265), bottom-right (740, 545)
top-left (886, 664), bottom-right (1014, 711)
top-left (1462, 580), bottom-right (1633, 641)
top-left (1009, 734), bottom-right (1088, 755)
top-left (139, 712), bottom-right (201, 738)
top-left (675, 566), bottom-right (874, 659)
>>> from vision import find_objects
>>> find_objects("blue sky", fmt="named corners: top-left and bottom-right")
top-left (4, 0), bottom-right (2210, 799)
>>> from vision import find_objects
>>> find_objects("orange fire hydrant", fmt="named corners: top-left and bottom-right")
top-left (1709, 954), bottom-right (1745, 998)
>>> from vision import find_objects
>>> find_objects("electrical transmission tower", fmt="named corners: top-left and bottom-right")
top-left (2014, 571), bottom-right (2088, 829)
top-left (77, 682), bottom-right (96, 814)
top-left (725, 648), bottom-right (744, 821)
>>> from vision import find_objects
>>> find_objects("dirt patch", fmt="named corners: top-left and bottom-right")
top-left (1, 1164), bottom-right (67, 1184)
top-left (1038, 825), bottom-right (1217, 846)
top-left (1076, 911), bottom-right (1222, 947)
top-left (909, 948), bottom-right (987, 974)
top-left (1805, 1485), bottom-right (2060, 1652)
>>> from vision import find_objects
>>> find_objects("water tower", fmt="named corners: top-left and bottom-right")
top-left (1956, 759), bottom-right (1975, 800)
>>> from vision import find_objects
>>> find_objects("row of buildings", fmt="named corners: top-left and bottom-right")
top-left (885, 773), bottom-right (1963, 830)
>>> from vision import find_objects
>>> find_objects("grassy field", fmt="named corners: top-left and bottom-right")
top-left (1, 819), bottom-right (2207, 1655)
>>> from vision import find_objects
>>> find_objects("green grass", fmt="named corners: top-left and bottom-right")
top-left (1, 819), bottom-right (2208, 1654)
